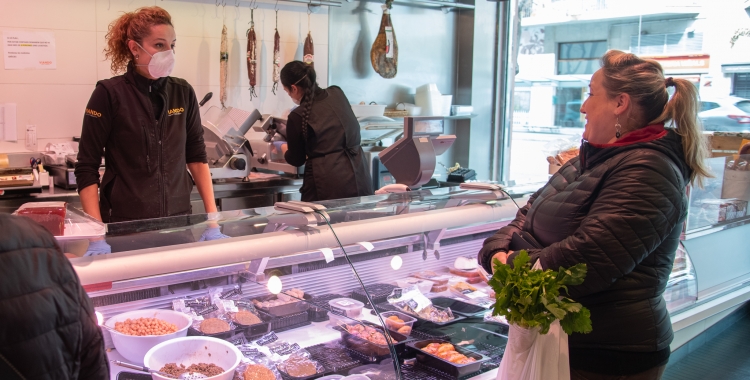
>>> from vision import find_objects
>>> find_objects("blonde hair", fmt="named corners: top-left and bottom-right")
top-left (599, 50), bottom-right (711, 186)
top-left (104, 6), bottom-right (173, 74)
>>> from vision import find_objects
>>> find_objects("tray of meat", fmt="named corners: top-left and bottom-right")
top-left (332, 323), bottom-right (410, 358)
top-left (375, 303), bottom-right (464, 327)
top-left (428, 297), bottom-right (487, 317)
top-left (252, 289), bottom-right (310, 317)
top-left (14, 202), bottom-right (105, 240)
top-left (408, 340), bottom-right (489, 378)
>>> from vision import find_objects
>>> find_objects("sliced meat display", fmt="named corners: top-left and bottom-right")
top-left (371, 4), bottom-right (398, 79)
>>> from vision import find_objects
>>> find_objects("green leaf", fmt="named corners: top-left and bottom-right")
top-left (544, 303), bottom-right (566, 320)
top-left (560, 307), bottom-right (592, 335)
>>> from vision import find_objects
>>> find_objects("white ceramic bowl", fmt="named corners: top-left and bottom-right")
top-left (144, 336), bottom-right (242, 380)
top-left (351, 104), bottom-right (386, 118)
top-left (105, 309), bottom-right (191, 364)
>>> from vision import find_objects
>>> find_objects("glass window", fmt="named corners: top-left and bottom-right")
top-left (506, 0), bottom-right (750, 184)
top-left (701, 102), bottom-right (720, 112)
top-left (557, 41), bottom-right (607, 75)
top-left (735, 100), bottom-right (750, 113)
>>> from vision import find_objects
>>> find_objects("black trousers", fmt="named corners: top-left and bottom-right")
top-left (571, 365), bottom-right (666, 380)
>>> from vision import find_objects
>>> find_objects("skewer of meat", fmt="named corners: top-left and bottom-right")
top-left (220, 24), bottom-right (228, 108)
top-left (247, 9), bottom-right (258, 100)
top-left (272, 10), bottom-right (281, 95)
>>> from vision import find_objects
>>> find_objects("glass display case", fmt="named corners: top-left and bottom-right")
top-left (67, 186), bottom-right (516, 379)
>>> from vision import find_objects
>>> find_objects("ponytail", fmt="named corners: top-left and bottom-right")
top-left (600, 50), bottom-right (711, 187)
top-left (654, 78), bottom-right (711, 187)
top-left (280, 61), bottom-right (319, 142)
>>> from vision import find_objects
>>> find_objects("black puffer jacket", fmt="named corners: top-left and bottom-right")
top-left (479, 125), bottom-right (689, 356)
top-left (0, 214), bottom-right (109, 379)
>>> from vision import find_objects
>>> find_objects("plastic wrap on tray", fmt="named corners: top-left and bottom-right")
top-left (276, 350), bottom-right (326, 380)
top-left (333, 323), bottom-right (409, 360)
top-left (387, 287), bottom-right (455, 323)
top-left (234, 338), bottom-right (283, 380)
top-left (252, 289), bottom-right (310, 317)
top-left (13, 202), bottom-right (106, 240)
top-left (409, 340), bottom-right (489, 378)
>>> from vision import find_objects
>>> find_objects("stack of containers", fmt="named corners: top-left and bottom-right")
top-left (415, 84), bottom-right (450, 116)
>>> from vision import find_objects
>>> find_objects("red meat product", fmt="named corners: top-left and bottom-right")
top-left (370, 4), bottom-right (398, 78)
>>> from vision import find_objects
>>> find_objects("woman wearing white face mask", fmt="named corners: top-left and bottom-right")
top-left (75, 7), bottom-right (227, 250)
top-left (277, 61), bottom-right (372, 202)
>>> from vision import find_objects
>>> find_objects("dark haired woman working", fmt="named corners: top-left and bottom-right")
top-left (279, 61), bottom-right (373, 202)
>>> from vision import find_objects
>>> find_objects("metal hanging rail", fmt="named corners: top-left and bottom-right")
top-left (205, 0), bottom-right (343, 8)
top-left (361, 0), bottom-right (475, 11)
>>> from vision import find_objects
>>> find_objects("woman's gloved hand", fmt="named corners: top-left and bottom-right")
top-left (84, 239), bottom-right (112, 256)
top-left (199, 226), bottom-right (230, 242)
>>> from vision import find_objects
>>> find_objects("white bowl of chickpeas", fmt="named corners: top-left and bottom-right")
top-left (105, 309), bottom-right (192, 364)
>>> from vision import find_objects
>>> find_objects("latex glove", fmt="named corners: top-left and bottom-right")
top-left (272, 141), bottom-right (287, 154)
top-left (84, 239), bottom-right (111, 256)
top-left (199, 227), bottom-right (230, 242)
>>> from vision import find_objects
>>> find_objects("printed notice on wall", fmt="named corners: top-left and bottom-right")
top-left (3, 30), bottom-right (57, 70)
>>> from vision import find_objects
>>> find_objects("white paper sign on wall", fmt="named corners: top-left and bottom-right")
top-left (3, 30), bottom-right (57, 70)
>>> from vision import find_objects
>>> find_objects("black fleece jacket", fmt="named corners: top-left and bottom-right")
top-left (75, 64), bottom-right (207, 222)
top-left (0, 214), bottom-right (109, 380)
top-left (479, 125), bottom-right (690, 374)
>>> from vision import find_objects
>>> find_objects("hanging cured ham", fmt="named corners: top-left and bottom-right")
top-left (247, 9), bottom-right (258, 100)
top-left (220, 24), bottom-right (228, 108)
top-left (371, 3), bottom-right (398, 79)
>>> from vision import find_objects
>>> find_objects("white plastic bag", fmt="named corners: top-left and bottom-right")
top-left (496, 260), bottom-right (570, 380)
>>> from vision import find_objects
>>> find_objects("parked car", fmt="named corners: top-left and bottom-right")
top-left (699, 96), bottom-right (750, 132)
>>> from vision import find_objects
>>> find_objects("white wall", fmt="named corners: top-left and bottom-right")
top-left (0, 0), bottom-right (329, 153)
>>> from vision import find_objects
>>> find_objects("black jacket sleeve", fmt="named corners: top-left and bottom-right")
top-left (184, 84), bottom-right (207, 164)
top-left (75, 270), bottom-right (110, 379)
top-left (521, 152), bottom-right (686, 298)
top-left (284, 112), bottom-right (307, 167)
top-left (478, 186), bottom-right (542, 273)
top-left (75, 84), bottom-right (113, 192)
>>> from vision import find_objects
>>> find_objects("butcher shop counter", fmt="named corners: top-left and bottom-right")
top-left (67, 186), bottom-right (517, 379)
top-left (0, 174), bottom-right (303, 215)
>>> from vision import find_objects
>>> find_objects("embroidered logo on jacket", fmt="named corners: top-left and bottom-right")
top-left (167, 107), bottom-right (185, 116)
top-left (85, 108), bottom-right (102, 118)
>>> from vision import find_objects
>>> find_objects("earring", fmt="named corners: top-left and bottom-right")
top-left (615, 117), bottom-right (622, 139)
top-left (135, 54), bottom-right (139, 60)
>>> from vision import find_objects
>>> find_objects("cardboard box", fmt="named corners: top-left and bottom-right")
top-left (696, 198), bottom-right (748, 224)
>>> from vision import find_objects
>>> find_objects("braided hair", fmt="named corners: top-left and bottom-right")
top-left (280, 61), bottom-right (319, 140)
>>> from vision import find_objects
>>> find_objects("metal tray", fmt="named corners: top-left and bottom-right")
top-left (428, 297), bottom-right (488, 317)
top-left (332, 323), bottom-right (410, 358)
top-left (407, 339), bottom-right (490, 378)
top-left (374, 303), bottom-right (466, 326)
top-left (253, 294), bottom-right (311, 317)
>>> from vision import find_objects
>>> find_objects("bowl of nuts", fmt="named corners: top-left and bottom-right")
top-left (105, 309), bottom-right (192, 364)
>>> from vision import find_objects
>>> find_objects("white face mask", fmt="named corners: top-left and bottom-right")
top-left (135, 42), bottom-right (175, 78)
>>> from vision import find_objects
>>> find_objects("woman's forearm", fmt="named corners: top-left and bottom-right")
top-left (79, 184), bottom-right (103, 222)
top-left (187, 162), bottom-right (218, 213)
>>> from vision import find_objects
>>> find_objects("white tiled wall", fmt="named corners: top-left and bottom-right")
top-left (0, 0), bottom-right (328, 153)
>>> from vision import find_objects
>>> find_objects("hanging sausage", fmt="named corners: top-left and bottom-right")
top-left (247, 8), bottom-right (258, 100)
top-left (371, 1), bottom-right (398, 79)
top-left (272, 10), bottom-right (281, 95)
top-left (220, 24), bottom-right (228, 108)
top-left (303, 8), bottom-right (314, 68)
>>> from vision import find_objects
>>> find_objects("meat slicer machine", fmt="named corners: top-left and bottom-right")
top-left (200, 94), bottom-right (301, 181)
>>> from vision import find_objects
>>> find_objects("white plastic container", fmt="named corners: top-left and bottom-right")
top-left (105, 309), bottom-right (191, 365)
top-left (144, 336), bottom-right (242, 380)
top-left (380, 311), bottom-right (416, 336)
top-left (328, 298), bottom-right (365, 318)
top-left (351, 104), bottom-right (386, 118)
top-left (440, 95), bottom-right (453, 117)
top-left (415, 84), bottom-right (443, 116)
top-left (395, 277), bottom-right (434, 294)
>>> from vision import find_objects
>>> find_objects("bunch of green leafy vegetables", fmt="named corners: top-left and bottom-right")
top-left (488, 250), bottom-right (593, 335)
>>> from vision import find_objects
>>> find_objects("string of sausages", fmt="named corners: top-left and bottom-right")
top-left (247, 8), bottom-right (258, 100)
top-left (272, 10), bottom-right (281, 94)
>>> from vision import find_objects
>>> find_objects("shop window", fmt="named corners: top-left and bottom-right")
top-left (734, 73), bottom-right (750, 99)
top-left (557, 41), bottom-right (607, 75)
top-left (630, 32), bottom-right (703, 55)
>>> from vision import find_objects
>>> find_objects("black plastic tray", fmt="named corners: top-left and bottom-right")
top-left (428, 297), bottom-right (488, 317)
top-left (374, 303), bottom-right (466, 326)
top-left (235, 310), bottom-right (273, 338)
top-left (308, 305), bottom-right (329, 322)
top-left (407, 339), bottom-right (489, 378)
top-left (309, 293), bottom-right (346, 310)
top-left (254, 294), bottom-right (311, 317)
top-left (116, 372), bottom-right (152, 380)
top-left (351, 283), bottom-right (396, 307)
top-left (306, 343), bottom-right (363, 373)
top-left (271, 310), bottom-right (311, 332)
top-left (333, 323), bottom-right (410, 358)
